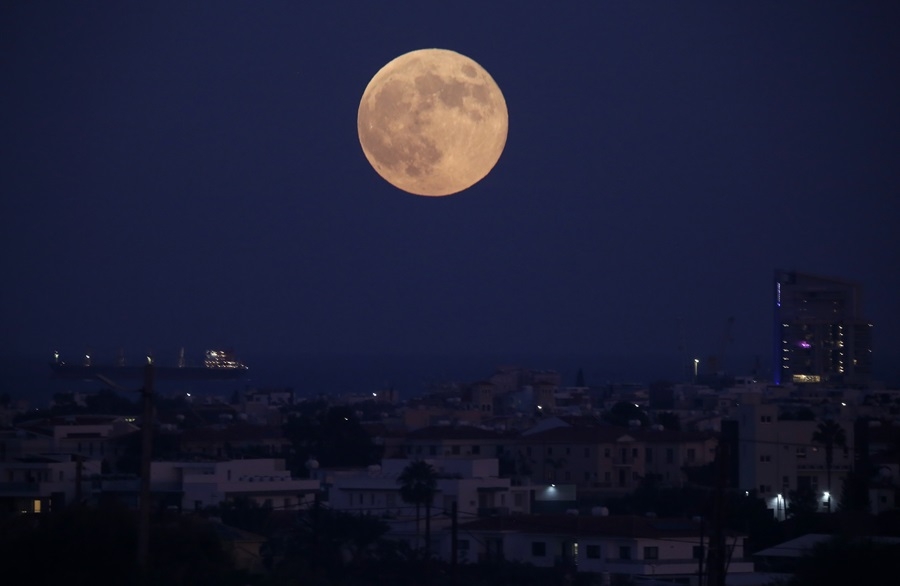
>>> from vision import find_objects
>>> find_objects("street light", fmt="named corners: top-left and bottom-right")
top-left (693, 358), bottom-right (699, 381)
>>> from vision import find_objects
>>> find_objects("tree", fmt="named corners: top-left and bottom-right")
top-left (655, 411), bottom-right (681, 431)
top-left (786, 486), bottom-right (818, 519)
top-left (790, 536), bottom-right (900, 586)
top-left (839, 468), bottom-right (871, 513)
top-left (283, 402), bottom-right (382, 475)
top-left (811, 420), bottom-right (847, 512)
top-left (602, 401), bottom-right (649, 427)
top-left (397, 460), bottom-right (438, 558)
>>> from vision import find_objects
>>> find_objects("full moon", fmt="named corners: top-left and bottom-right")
top-left (357, 48), bottom-right (508, 197)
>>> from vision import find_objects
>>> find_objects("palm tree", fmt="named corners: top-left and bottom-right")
top-left (397, 460), bottom-right (438, 557)
top-left (812, 419), bottom-right (847, 512)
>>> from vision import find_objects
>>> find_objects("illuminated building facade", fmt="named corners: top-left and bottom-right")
top-left (773, 270), bottom-right (873, 386)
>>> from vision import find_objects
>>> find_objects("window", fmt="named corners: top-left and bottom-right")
top-left (644, 546), bottom-right (659, 560)
top-left (666, 448), bottom-right (674, 464)
top-left (532, 542), bottom-right (547, 557)
top-left (471, 445), bottom-right (480, 455)
top-left (632, 448), bottom-right (638, 458)
top-left (604, 448), bottom-right (611, 458)
top-left (687, 448), bottom-right (695, 462)
top-left (760, 415), bottom-right (772, 423)
top-left (693, 545), bottom-right (705, 560)
top-left (584, 471), bottom-right (591, 481)
top-left (451, 445), bottom-right (460, 455)
top-left (796, 447), bottom-right (806, 458)
top-left (458, 539), bottom-right (470, 551)
top-left (645, 448), bottom-right (653, 463)
top-left (586, 544), bottom-right (601, 559)
top-left (547, 447), bottom-right (553, 455)
top-left (760, 455), bottom-right (771, 463)
top-left (514, 493), bottom-right (524, 507)
top-left (566, 447), bottom-right (571, 455)
top-left (429, 446), bottom-right (437, 455)
top-left (619, 546), bottom-right (631, 560)
top-left (584, 447), bottom-right (590, 457)
top-left (227, 470), bottom-right (232, 481)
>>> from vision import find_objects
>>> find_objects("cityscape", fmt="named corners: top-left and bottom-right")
top-left (1, 270), bottom-right (898, 585)
top-left (3, 2), bottom-right (899, 585)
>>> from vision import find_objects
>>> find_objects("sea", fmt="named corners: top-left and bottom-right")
top-left (3, 351), bottom-right (898, 409)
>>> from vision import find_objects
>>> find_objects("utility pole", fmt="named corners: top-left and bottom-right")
top-left (450, 501), bottom-right (458, 586)
top-left (707, 443), bottom-right (728, 586)
top-left (697, 516), bottom-right (705, 586)
top-left (137, 362), bottom-right (155, 571)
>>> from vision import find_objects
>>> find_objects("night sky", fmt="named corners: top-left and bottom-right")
top-left (3, 2), bottom-right (899, 383)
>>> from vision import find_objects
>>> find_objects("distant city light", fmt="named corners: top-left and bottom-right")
top-left (799, 341), bottom-right (811, 349)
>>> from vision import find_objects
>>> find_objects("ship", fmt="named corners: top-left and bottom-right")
top-left (49, 348), bottom-right (249, 381)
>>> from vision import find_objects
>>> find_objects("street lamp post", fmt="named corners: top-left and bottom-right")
top-left (694, 358), bottom-right (700, 382)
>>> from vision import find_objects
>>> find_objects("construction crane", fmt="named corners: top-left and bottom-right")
top-left (707, 316), bottom-right (734, 376)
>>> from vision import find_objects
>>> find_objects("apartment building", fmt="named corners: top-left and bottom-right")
top-left (150, 458), bottom-right (319, 511)
top-left (734, 401), bottom-right (853, 518)
top-left (516, 424), bottom-right (717, 495)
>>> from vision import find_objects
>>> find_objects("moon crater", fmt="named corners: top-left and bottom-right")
top-left (358, 48), bottom-right (508, 197)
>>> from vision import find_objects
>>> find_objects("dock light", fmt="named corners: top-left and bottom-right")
top-left (824, 491), bottom-right (830, 499)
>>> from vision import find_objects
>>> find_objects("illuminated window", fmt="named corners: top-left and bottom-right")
top-left (33, 500), bottom-right (41, 514)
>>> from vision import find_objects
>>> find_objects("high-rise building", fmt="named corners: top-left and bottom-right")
top-left (773, 270), bottom-right (873, 386)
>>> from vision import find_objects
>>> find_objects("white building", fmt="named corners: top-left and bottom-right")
top-left (0, 455), bottom-right (101, 513)
top-left (444, 514), bottom-right (753, 583)
top-left (735, 401), bottom-right (853, 518)
top-left (150, 458), bottom-right (319, 511)
top-left (322, 458), bottom-right (531, 550)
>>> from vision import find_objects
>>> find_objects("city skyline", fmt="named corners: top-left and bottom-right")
top-left (3, 3), bottom-right (899, 384)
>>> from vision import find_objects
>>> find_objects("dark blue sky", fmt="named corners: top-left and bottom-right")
top-left (3, 2), bottom-right (899, 381)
